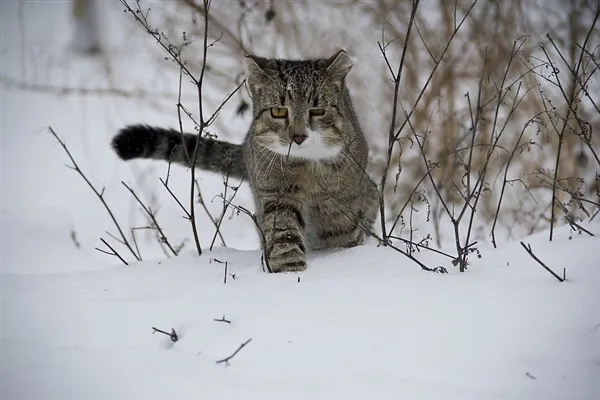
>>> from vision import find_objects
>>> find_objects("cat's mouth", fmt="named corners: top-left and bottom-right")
top-left (259, 129), bottom-right (343, 161)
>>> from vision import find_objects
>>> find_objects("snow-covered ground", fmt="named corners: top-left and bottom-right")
top-left (2, 2), bottom-right (599, 399)
top-left (2, 224), bottom-right (599, 400)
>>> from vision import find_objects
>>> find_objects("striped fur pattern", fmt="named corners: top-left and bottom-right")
top-left (111, 50), bottom-right (379, 272)
top-left (111, 125), bottom-right (246, 179)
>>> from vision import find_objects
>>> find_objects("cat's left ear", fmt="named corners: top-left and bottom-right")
top-left (325, 49), bottom-right (353, 80)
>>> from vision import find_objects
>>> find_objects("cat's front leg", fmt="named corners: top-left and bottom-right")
top-left (258, 197), bottom-right (307, 272)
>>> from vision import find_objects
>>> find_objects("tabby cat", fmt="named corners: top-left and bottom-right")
top-left (111, 49), bottom-right (379, 272)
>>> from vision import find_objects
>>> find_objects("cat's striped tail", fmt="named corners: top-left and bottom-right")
top-left (111, 125), bottom-right (247, 180)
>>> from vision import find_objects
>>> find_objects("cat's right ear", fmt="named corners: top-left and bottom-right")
top-left (244, 55), bottom-right (270, 77)
top-left (244, 55), bottom-right (271, 96)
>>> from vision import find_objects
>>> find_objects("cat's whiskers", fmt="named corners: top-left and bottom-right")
top-left (253, 148), bottom-right (271, 171)
top-left (265, 151), bottom-right (281, 176)
top-left (254, 149), bottom-right (278, 179)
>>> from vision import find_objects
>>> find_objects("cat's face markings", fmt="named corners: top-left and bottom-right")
top-left (253, 108), bottom-right (343, 161)
top-left (245, 50), bottom-right (352, 161)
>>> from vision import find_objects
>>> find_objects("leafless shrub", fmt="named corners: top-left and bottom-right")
top-left (13, 0), bottom-right (599, 270)
top-left (132, 0), bottom-right (598, 246)
top-left (121, 0), bottom-right (245, 256)
top-left (122, 181), bottom-right (179, 257)
top-left (48, 127), bottom-right (140, 263)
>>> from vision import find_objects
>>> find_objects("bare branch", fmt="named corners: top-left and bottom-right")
top-left (122, 182), bottom-right (178, 257)
top-left (95, 238), bottom-right (129, 266)
top-left (214, 315), bottom-right (232, 324)
top-left (48, 127), bottom-right (139, 262)
top-left (216, 338), bottom-right (252, 365)
top-left (520, 241), bottom-right (565, 282)
top-left (378, 0), bottom-right (420, 240)
top-left (152, 327), bottom-right (179, 342)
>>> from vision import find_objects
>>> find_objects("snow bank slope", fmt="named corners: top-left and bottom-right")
top-left (2, 221), bottom-right (599, 400)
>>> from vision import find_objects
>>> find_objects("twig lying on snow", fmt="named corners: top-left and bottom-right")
top-left (519, 241), bottom-right (565, 282)
top-left (210, 258), bottom-right (230, 283)
top-left (214, 315), bottom-right (232, 324)
top-left (216, 338), bottom-right (252, 365)
top-left (152, 327), bottom-right (179, 342)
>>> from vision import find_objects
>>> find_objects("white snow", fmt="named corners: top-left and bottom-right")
top-left (1, 2), bottom-right (599, 400)
top-left (2, 225), bottom-right (599, 399)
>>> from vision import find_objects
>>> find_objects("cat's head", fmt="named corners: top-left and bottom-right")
top-left (244, 50), bottom-right (353, 161)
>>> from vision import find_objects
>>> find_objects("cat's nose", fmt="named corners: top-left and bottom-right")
top-left (291, 134), bottom-right (307, 145)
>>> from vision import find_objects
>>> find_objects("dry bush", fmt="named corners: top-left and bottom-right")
top-left (144, 0), bottom-right (599, 246)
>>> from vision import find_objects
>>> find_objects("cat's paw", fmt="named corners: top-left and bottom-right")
top-left (267, 247), bottom-right (307, 273)
top-left (269, 259), bottom-right (307, 273)
top-left (266, 233), bottom-right (307, 273)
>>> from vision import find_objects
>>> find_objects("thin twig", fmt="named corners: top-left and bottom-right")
top-left (95, 238), bottom-right (129, 266)
top-left (152, 327), bottom-right (179, 342)
top-left (538, 44), bottom-right (577, 241)
top-left (388, 235), bottom-right (455, 259)
top-left (205, 79), bottom-right (246, 127)
top-left (185, 0), bottom-right (213, 257)
top-left (210, 171), bottom-right (230, 250)
top-left (210, 174), bottom-right (243, 251)
top-left (214, 315), bottom-right (231, 324)
top-left (378, 0), bottom-right (420, 240)
top-left (392, 0), bottom-right (479, 142)
top-left (217, 198), bottom-right (271, 273)
top-left (160, 178), bottom-right (191, 219)
top-left (48, 127), bottom-right (139, 262)
top-left (121, 0), bottom-right (198, 82)
top-left (519, 241), bottom-right (565, 282)
top-left (196, 180), bottom-right (227, 247)
top-left (122, 182), bottom-right (178, 257)
top-left (131, 228), bottom-right (143, 260)
top-left (491, 114), bottom-right (544, 247)
top-left (178, 0), bottom-right (249, 54)
top-left (216, 338), bottom-right (252, 365)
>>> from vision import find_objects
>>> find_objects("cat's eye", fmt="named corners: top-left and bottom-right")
top-left (309, 108), bottom-right (325, 117)
top-left (270, 107), bottom-right (288, 118)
